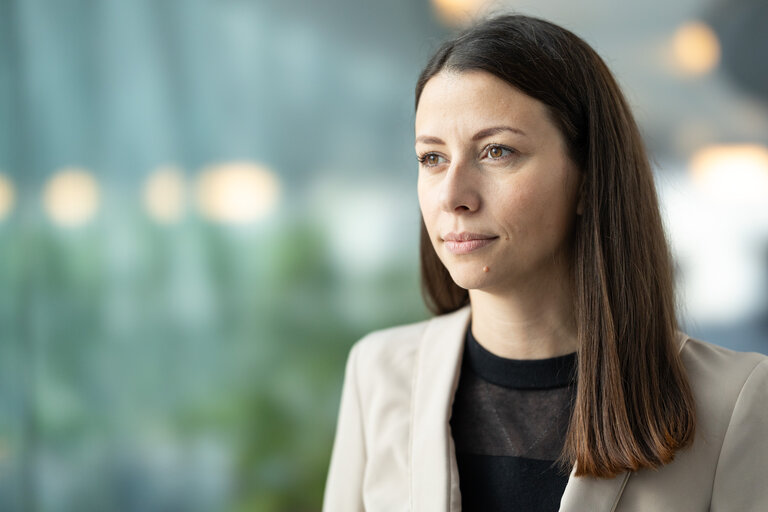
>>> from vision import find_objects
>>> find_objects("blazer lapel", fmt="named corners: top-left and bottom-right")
top-left (558, 468), bottom-right (630, 512)
top-left (411, 306), bottom-right (471, 512)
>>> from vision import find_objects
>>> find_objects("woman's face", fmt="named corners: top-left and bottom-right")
top-left (415, 70), bottom-right (582, 293)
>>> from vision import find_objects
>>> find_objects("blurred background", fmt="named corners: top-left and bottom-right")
top-left (0, 0), bottom-right (766, 510)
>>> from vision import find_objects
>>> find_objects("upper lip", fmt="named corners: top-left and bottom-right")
top-left (442, 232), bottom-right (497, 241)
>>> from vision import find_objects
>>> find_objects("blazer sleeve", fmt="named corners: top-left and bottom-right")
top-left (322, 342), bottom-right (366, 512)
top-left (710, 358), bottom-right (768, 511)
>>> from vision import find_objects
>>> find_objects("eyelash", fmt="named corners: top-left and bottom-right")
top-left (481, 143), bottom-right (515, 160)
top-left (416, 153), bottom-right (443, 166)
top-left (417, 144), bottom-right (516, 167)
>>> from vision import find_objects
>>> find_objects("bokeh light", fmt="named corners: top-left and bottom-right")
top-left (144, 166), bottom-right (187, 225)
top-left (195, 161), bottom-right (280, 225)
top-left (43, 168), bottom-right (100, 227)
top-left (689, 144), bottom-right (768, 204)
top-left (672, 21), bottom-right (720, 76)
top-left (0, 173), bottom-right (15, 221)
top-left (3, 3), bottom-right (768, 510)
top-left (431, 0), bottom-right (490, 26)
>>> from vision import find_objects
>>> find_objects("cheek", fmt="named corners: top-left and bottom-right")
top-left (495, 178), bottom-right (573, 239)
top-left (496, 187), bottom-right (536, 233)
top-left (532, 183), bottom-right (579, 239)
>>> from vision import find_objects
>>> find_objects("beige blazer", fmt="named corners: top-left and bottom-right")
top-left (322, 306), bottom-right (768, 511)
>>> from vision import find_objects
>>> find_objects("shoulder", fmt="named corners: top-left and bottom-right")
top-left (680, 336), bottom-right (768, 397)
top-left (350, 306), bottom-right (470, 374)
top-left (679, 335), bottom-right (768, 437)
top-left (673, 336), bottom-right (768, 509)
top-left (350, 316), bottom-right (432, 371)
top-left (341, 319), bottom-right (433, 427)
top-left (346, 306), bottom-right (470, 401)
top-left (605, 336), bottom-right (767, 509)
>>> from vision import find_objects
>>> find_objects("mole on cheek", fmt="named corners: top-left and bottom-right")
top-left (483, 266), bottom-right (490, 273)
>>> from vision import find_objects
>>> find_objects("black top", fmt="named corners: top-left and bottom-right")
top-left (449, 326), bottom-right (577, 512)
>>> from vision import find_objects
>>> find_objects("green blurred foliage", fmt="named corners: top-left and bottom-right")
top-left (0, 0), bottom-right (440, 508)
top-left (0, 215), bottom-right (427, 511)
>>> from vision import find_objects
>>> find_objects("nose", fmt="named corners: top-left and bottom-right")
top-left (439, 159), bottom-right (480, 214)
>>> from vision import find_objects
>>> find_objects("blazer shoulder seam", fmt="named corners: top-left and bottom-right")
top-left (609, 472), bottom-right (632, 512)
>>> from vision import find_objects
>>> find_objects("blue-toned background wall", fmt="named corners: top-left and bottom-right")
top-left (1, 0), bottom-right (766, 510)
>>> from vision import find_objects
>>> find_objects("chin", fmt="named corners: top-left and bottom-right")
top-left (445, 266), bottom-right (492, 291)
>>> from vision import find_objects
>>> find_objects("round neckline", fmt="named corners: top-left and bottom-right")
top-left (464, 325), bottom-right (577, 390)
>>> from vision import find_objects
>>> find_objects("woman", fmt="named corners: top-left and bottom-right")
top-left (323, 14), bottom-right (768, 512)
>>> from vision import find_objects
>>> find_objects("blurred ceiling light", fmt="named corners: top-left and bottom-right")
top-left (672, 21), bottom-right (720, 75)
top-left (144, 166), bottom-right (186, 224)
top-left (431, 0), bottom-right (490, 26)
top-left (0, 173), bottom-right (15, 221)
top-left (195, 161), bottom-right (280, 225)
top-left (689, 144), bottom-right (768, 203)
top-left (43, 167), bottom-right (100, 227)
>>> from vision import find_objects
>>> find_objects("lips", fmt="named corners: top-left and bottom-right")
top-left (442, 232), bottom-right (498, 254)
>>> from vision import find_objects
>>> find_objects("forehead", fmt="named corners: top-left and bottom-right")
top-left (415, 70), bottom-right (554, 138)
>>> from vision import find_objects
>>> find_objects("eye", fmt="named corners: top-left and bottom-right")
top-left (482, 144), bottom-right (515, 160)
top-left (417, 152), bottom-right (447, 167)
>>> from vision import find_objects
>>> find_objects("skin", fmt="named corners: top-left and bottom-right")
top-left (415, 70), bottom-right (583, 359)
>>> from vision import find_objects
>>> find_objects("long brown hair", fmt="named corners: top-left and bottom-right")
top-left (415, 14), bottom-right (695, 478)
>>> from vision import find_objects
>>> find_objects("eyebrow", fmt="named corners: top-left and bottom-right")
top-left (415, 125), bottom-right (527, 145)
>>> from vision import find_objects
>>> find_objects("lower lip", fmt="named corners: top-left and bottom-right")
top-left (444, 238), bottom-right (498, 254)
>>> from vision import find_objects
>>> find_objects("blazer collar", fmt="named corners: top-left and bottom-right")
top-left (409, 305), bottom-right (655, 512)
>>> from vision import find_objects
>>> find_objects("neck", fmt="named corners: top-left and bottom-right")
top-left (468, 272), bottom-right (578, 360)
